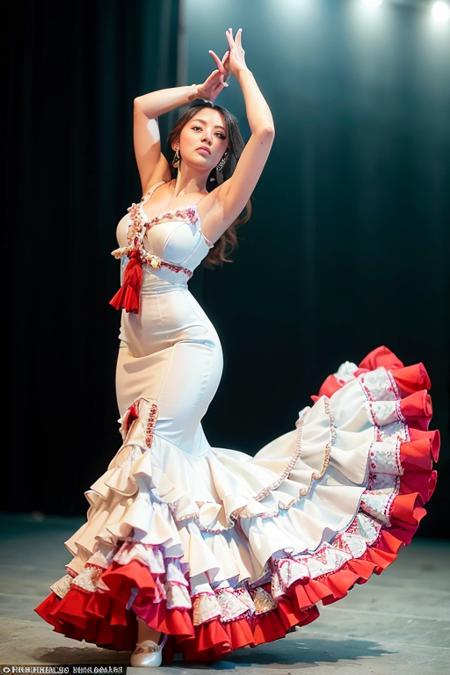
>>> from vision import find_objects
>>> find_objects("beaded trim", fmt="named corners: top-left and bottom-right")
top-left (139, 182), bottom-right (213, 246)
top-left (110, 201), bottom-right (193, 278)
top-left (117, 398), bottom-right (159, 446)
top-left (264, 364), bottom-right (417, 596)
top-left (141, 202), bottom-right (199, 229)
top-left (46, 362), bottom-right (428, 628)
top-left (146, 402), bottom-right (159, 447)
top-left (252, 397), bottom-right (334, 503)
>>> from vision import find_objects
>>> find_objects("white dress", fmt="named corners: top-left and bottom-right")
top-left (34, 180), bottom-right (440, 665)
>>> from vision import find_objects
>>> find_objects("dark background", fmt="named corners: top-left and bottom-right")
top-left (4, 0), bottom-right (449, 537)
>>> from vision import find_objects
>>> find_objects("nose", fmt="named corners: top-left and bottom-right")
top-left (201, 131), bottom-right (213, 144)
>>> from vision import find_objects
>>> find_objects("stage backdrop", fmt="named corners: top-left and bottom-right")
top-left (5, 0), bottom-right (449, 537)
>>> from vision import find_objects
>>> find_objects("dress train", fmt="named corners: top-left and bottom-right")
top-left (34, 344), bottom-right (439, 665)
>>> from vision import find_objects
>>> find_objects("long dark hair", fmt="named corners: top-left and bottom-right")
top-left (167, 100), bottom-right (252, 270)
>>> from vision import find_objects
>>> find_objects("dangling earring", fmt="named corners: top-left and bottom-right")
top-left (215, 151), bottom-right (229, 184)
top-left (172, 148), bottom-right (180, 168)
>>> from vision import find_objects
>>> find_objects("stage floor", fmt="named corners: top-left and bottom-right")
top-left (0, 513), bottom-right (449, 674)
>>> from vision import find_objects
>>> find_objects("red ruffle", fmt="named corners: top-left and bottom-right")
top-left (34, 344), bottom-right (440, 664)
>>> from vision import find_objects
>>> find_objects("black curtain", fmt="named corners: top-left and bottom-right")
top-left (4, 0), bottom-right (449, 538)
top-left (4, 0), bottom-right (180, 514)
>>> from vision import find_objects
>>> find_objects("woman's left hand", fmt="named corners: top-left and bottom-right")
top-left (197, 49), bottom-right (230, 102)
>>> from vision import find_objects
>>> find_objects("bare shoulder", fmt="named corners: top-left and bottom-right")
top-left (141, 159), bottom-right (172, 197)
top-left (197, 180), bottom-right (236, 245)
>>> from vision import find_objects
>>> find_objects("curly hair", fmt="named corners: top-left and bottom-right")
top-left (167, 100), bottom-right (253, 270)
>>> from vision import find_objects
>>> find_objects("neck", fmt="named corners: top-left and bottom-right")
top-left (171, 172), bottom-right (208, 197)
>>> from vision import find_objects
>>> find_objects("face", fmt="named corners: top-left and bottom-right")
top-left (176, 107), bottom-right (228, 171)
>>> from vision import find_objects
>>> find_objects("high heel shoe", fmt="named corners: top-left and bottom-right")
top-left (130, 632), bottom-right (168, 667)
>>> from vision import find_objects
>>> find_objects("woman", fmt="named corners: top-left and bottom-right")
top-left (34, 27), bottom-right (440, 667)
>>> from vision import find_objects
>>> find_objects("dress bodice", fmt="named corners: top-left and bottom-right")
top-left (115, 202), bottom-right (214, 286)
top-left (109, 181), bottom-right (215, 314)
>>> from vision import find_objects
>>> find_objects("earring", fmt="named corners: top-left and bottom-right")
top-left (216, 151), bottom-right (229, 172)
top-left (172, 148), bottom-right (180, 168)
top-left (215, 151), bottom-right (229, 184)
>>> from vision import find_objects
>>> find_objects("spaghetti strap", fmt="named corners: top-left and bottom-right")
top-left (142, 180), bottom-right (167, 203)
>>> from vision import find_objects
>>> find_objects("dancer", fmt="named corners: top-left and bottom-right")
top-left (34, 27), bottom-right (440, 667)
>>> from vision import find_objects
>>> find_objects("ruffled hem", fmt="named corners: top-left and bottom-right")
top-left (34, 345), bottom-right (440, 664)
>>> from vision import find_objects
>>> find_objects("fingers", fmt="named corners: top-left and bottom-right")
top-left (205, 70), bottom-right (219, 85)
top-left (209, 49), bottom-right (229, 81)
top-left (208, 49), bottom-right (222, 70)
top-left (221, 50), bottom-right (230, 85)
top-left (206, 68), bottom-right (228, 90)
top-left (226, 27), bottom-right (243, 43)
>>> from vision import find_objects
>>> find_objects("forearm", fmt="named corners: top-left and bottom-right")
top-left (134, 83), bottom-right (198, 118)
top-left (236, 69), bottom-right (274, 134)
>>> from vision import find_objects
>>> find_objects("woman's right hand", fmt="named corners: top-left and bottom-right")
top-left (196, 49), bottom-right (230, 102)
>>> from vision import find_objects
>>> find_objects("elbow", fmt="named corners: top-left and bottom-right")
top-left (256, 126), bottom-right (275, 139)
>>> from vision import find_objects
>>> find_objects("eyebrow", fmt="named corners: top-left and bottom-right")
top-left (192, 117), bottom-right (226, 132)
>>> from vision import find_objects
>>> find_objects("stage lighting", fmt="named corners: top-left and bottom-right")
top-left (431, 1), bottom-right (450, 23)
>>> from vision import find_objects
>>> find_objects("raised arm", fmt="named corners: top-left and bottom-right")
top-left (133, 85), bottom-right (199, 195)
top-left (200, 29), bottom-right (275, 244)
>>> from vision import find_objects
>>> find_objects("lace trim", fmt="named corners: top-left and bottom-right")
top-left (71, 564), bottom-right (106, 593)
top-left (50, 573), bottom-right (73, 599)
top-left (191, 585), bottom-right (278, 625)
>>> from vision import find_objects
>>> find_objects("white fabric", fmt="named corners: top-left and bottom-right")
top-left (59, 187), bottom-right (400, 606)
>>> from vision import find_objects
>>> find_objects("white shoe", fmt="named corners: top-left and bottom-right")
top-left (130, 633), bottom-right (168, 667)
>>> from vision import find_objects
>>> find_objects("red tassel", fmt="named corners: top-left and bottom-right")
top-left (109, 249), bottom-right (143, 314)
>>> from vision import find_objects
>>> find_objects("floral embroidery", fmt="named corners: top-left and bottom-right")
top-left (146, 402), bottom-right (159, 447)
top-left (142, 203), bottom-right (199, 229)
top-left (110, 198), bottom-right (194, 281)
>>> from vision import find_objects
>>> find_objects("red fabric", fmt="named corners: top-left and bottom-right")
top-left (109, 249), bottom-right (143, 314)
top-left (33, 344), bottom-right (440, 664)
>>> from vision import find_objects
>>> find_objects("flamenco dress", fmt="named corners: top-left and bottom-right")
top-left (34, 180), bottom-right (440, 665)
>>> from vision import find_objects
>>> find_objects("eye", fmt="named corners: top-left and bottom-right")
top-left (192, 125), bottom-right (226, 140)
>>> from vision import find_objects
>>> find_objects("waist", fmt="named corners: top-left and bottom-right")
top-left (120, 254), bottom-right (191, 290)
top-left (141, 266), bottom-right (189, 293)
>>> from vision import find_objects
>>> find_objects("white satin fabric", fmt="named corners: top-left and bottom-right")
top-left (57, 184), bottom-right (394, 606)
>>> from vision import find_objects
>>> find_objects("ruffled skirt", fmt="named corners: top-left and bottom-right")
top-left (34, 345), bottom-right (440, 664)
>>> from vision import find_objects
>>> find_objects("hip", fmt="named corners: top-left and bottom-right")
top-left (118, 287), bottom-right (221, 355)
